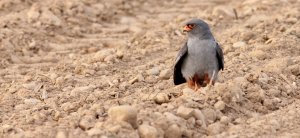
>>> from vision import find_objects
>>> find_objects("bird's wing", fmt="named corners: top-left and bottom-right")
top-left (174, 42), bottom-right (188, 85)
top-left (215, 42), bottom-right (224, 70)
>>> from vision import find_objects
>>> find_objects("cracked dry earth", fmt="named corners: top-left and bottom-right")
top-left (0, 0), bottom-right (300, 138)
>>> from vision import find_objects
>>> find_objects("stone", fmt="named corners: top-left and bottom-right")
top-left (154, 93), bottom-right (170, 104)
top-left (288, 65), bottom-right (300, 76)
top-left (164, 124), bottom-right (182, 138)
top-left (207, 122), bottom-right (225, 135)
top-left (40, 9), bottom-right (62, 26)
top-left (220, 116), bottom-right (230, 125)
top-left (24, 98), bottom-right (41, 105)
top-left (192, 109), bottom-right (206, 127)
top-left (27, 4), bottom-right (40, 23)
top-left (214, 101), bottom-right (226, 111)
top-left (87, 128), bottom-right (103, 136)
top-left (108, 105), bottom-right (138, 128)
top-left (212, 6), bottom-right (236, 19)
top-left (159, 69), bottom-right (172, 80)
top-left (164, 112), bottom-right (181, 123)
top-left (55, 131), bottom-right (67, 138)
top-left (249, 50), bottom-right (267, 60)
top-left (201, 108), bottom-right (217, 124)
top-left (176, 106), bottom-right (194, 119)
top-left (233, 41), bottom-right (247, 48)
top-left (93, 49), bottom-right (115, 62)
top-left (79, 116), bottom-right (95, 130)
top-left (148, 67), bottom-right (160, 76)
top-left (138, 124), bottom-right (158, 138)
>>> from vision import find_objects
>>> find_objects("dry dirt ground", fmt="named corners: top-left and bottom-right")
top-left (0, 0), bottom-right (299, 138)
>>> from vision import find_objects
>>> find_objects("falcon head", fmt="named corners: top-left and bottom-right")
top-left (183, 19), bottom-right (212, 38)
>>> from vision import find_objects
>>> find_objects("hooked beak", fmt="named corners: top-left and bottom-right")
top-left (183, 25), bottom-right (192, 32)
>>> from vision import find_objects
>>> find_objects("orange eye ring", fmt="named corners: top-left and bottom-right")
top-left (183, 24), bottom-right (195, 32)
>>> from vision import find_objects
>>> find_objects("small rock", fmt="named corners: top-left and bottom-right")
top-left (288, 65), bottom-right (300, 76)
top-left (159, 69), bottom-right (172, 80)
top-left (214, 101), bottom-right (226, 111)
top-left (207, 122), bottom-right (225, 135)
top-left (187, 117), bottom-right (196, 127)
top-left (138, 124), bottom-right (158, 138)
top-left (212, 6), bottom-right (236, 19)
top-left (164, 112), bottom-right (181, 123)
top-left (24, 98), bottom-right (41, 105)
top-left (241, 32), bottom-right (255, 42)
top-left (233, 41), bottom-right (246, 48)
top-left (164, 124), bottom-right (182, 138)
top-left (192, 109), bottom-right (206, 127)
top-left (87, 128), bottom-right (103, 136)
top-left (220, 116), bottom-right (230, 125)
top-left (87, 47), bottom-right (99, 53)
top-left (55, 131), bottom-right (67, 138)
top-left (79, 116), bottom-right (95, 130)
top-left (196, 120), bottom-right (203, 126)
top-left (104, 55), bottom-right (115, 63)
top-left (154, 93), bottom-right (170, 104)
top-left (201, 108), bottom-right (217, 124)
top-left (116, 51), bottom-right (124, 59)
top-left (40, 9), bottom-right (62, 26)
top-left (61, 102), bottom-right (78, 112)
top-left (263, 98), bottom-right (279, 110)
top-left (176, 106), bottom-right (194, 119)
top-left (249, 50), bottom-right (267, 60)
top-left (148, 67), bottom-right (160, 76)
top-left (286, 17), bottom-right (297, 24)
top-left (27, 4), bottom-right (40, 23)
top-left (108, 105), bottom-right (138, 128)
top-left (93, 49), bottom-right (115, 62)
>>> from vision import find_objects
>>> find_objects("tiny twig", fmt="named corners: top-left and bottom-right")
top-left (233, 8), bottom-right (238, 20)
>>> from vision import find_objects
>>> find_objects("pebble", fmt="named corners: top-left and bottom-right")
top-left (164, 124), bottom-right (182, 138)
top-left (176, 106), bottom-right (194, 119)
top-left (207, 122), bottom-right (225, 135)
top-left (87, 128), bottom-right (103, 136)
top-left (24, 98), bottom-right (41, 105)
top-left (288, 65), bottom-right (300, 76)
top-left (201, 108), bottom-right (217, 124)
top-left (212, 6), bottom-right (236, 19)
top-left (192, 109), bottom-right (206, 127)
top-left (164, 112), bottom-right (180, 123)
top-left (286, 17), bottom-right (297, 24)
top-left (93, 49), bottom-right (115, 62)
top-left (241, 32), bottom-right (256, 42)
top-left (159, 69), bottom-right (172, 80)
top-left (108, 105), bottom-right (138, 128)
top-left (214, 101), bottom-right (226, 111)
top-left (233, 41), bottom-right (246, 48)
top-left (55, 131), bottom-right (67, 138)
top-left (249, 50), bottom-right (267, 60)
top-left (27, 4), bottom-right (40, 23)
top-left (148, 67), bottom-right (160, 76)
top-left (154, 93), bottom-right (170, 104)
top-left (40, 9), bottom-right (62, 26)
top-left (220, 116), bottom-right (230, 125)
top-left (79, 116), bottom-right (95, 130)
top-left (138, 124), bottom-right (158, 138)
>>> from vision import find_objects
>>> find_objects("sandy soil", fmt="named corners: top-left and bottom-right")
top-left (0, 0), bottom-right (299, 137)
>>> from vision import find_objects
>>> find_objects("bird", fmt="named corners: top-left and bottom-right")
top-left (173, 18), bottom-right (224, 91)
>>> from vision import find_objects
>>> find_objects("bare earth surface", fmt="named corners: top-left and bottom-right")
top-left (0, 0), bottom-right (300, 137)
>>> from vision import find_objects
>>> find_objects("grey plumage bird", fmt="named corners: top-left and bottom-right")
top-left (173, 19), bottom-right (224, 91)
